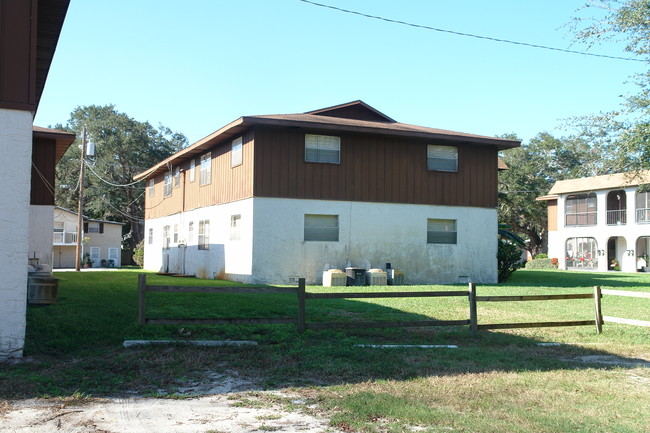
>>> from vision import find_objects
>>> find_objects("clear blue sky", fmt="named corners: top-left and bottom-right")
top-left (34, 0), bottom-right (645, 145)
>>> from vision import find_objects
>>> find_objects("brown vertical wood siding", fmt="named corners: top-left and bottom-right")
top-left (31, 136), bottom-right (56, 205)
top-left (252, 127), bottom-right (498, 208)
top-left (144, 130), bottom-right (255, 219)
top-left (547, 199), bottom-right (558, 231)
top-left (0, 0), bottom-right (37, 110)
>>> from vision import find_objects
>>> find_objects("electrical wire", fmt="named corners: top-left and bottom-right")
top-left (298, 0), bottom-right (645, 63)
top-left (31, 162), bottom-right (57, 197)
top-left (84, 159), bottom-right (146, 188)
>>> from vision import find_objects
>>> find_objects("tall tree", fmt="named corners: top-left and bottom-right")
top-left (498, 132), bottom-right (615, 255)
top-left (55, 105), bottom-right (187, 253)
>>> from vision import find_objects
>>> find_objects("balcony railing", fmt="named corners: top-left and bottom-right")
top-left (606, 209), bottom-right (627, 225)
top-left (53, 231), bottom-right (77, 244)
top-left (565, 212), bottom-right (597, 227)
top-left (638, 208), bottom-right (650, 224)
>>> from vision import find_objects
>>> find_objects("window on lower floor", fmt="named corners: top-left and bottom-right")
top-left (163, 225), bottom-right (170, 250)
top-left (427, 219), bottom-right (457, 244)
top-left (108, 248), bottom-right (119, 261)
top-left (304, 214), bottom-right (339, 242)
top-left (89, 247), bottom-right (100, 261)
top-left (565, 237), bottom-right (598, 269)
top-left (173, 224), bottom-right (179, 243)
top-left (148, 228), bottom-right (153, 244)
top-left (188, 221), bottom-right (194, 244)
top-left (198, 220), bottom-right (210, 250)
top-left (230, 214), bottom-right (241, 241)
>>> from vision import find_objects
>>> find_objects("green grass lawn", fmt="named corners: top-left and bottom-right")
top-left (1, 268), bottom-right (649, 432)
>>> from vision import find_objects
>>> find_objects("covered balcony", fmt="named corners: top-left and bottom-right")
top-left (606, 190), bottom-right (627, 225)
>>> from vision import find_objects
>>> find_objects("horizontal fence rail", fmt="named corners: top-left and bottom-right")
top-left (137, 274), bottom-right (647, 336)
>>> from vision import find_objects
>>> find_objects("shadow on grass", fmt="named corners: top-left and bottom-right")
top-left (0, 270), bottom-right (647, 399)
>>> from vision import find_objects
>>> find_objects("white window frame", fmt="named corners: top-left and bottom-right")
top-left (87, 222), bottom-right (100, 233)
top-left (89, 247), bottom-right (100, 261)
top-left (163, 225), bottom-right (170, 250)
top-left (198, 220), bottom-right (209, 250)
top-left (108, 248), bottom-right (119, 260)
top-left (148, 179), bottom-right (155, 197)
top-left (305, 134), bottom-right (340, 164)
top-left (164, 172), bottom-right (172, 197)
top-left (174, 166), bottom-right (180, 187)
top-left (231, 137), bottom-right (243, 167)
top-left (230, 214), bottom-right (241, 241)
top-left (427, 145), bottom-right (458, 172)
top-left (148, 228), bottom-right (153, 245)
top-left (173, 224), bottom-right (179, 243)
top-left (427, 219), bottom-right (457, 244)
top-left (200, 152), bottom-right (211, 186)
top-left (304, 214), bottom-right (339, 242)
top-left (188, 221), bottom-right (194, 244)
top-left (189, 159), bottom-right (196, 182)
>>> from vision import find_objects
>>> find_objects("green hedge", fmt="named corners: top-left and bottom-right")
top-left (525, 258), bottom-right (558, 270)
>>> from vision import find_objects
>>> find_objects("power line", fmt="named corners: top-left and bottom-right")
top-left (84, 160), bottom-right (146, 188)
top-left (298, 0), bottom-right (645, 63)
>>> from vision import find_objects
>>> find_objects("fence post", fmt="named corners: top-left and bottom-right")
top-left (297, 278), bottom-right (306, 333)
top-left (594, 285), bottom-right (603, 334)
top-left (138, 273), bottom-right (147, 326)
top-left (469, 282), bottom-right (478, 334)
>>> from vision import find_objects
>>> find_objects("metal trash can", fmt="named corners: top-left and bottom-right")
top-left (345, 267), bottom-right (366, 286)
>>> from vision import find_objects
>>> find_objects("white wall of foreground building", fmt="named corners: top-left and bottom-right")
top-left (252, 198), bottom-right (497, 284)
top-left (144, 197), bottom-right (498, 285)
top-left (0, 108), bottom-right (33, 361)
top-left (29, 205), bottom-right (54, 269)
top-left (144, 199), bottom-right (254, 281)
top-left (548, 188), bottom-right (649, 273)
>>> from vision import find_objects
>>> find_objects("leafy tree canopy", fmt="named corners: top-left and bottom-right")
top-left (55, 105), bottom-right (187, 252)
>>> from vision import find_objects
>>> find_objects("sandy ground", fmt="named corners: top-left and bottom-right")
top-left (0, 371), bottom-right (341, 433)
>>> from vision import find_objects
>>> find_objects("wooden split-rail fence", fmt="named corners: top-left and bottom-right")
top-left (137, 274), bottom-right (650, 333)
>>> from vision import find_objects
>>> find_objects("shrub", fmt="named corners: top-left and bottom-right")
top-left (497, 239), bottom-right (523, 282)
top-left (525, 258), bottom-right (557, 270)
top-left (535, 253), bottom-right (548, 259)
top-left (132, 240), bottom-right (144, 267)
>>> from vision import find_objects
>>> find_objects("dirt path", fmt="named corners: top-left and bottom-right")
top-left (1, 392), bottom-right (339, 433)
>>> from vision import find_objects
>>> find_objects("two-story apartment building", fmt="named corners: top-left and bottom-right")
top-left (52, 207), bottom-right (124, 268)
top-left (134, 101), bottom-right (520, 284)
top-left (540, 171), bottom-right (650, 273)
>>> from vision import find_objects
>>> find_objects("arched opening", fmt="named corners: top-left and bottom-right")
top-left (637, 236), bottom-right (650, 272)
top-left (606, 190), bottom-right (627, 225)
top-left (565, 237), bottom-right (598, 269)
top-left (607, 236), bottom-right (626, 271)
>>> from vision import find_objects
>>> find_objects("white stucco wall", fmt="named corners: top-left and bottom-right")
top-left (251, 198), bottom-right (497, 284)
top-left (144, 199), bottom-right (254, 281)
top-left (0, 108), bottom-right (33, 361)
top-left (29, 205), bottom-right (54, 269)
top-left (549, 188), bottom-right (650, 273)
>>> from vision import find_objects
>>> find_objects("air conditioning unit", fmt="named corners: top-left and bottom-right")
top-left (366, 268), bottom-right (387, 286)
top-left (387, 269), bottom-right (404, 285)
top-left (323, 269), bottom-right (346, 287)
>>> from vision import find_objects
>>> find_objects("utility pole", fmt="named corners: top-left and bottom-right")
top-left (74, 127), bottom-right (87, 271)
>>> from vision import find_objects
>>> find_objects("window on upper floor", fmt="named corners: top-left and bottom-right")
top-left (637, 189), bottom-right (650, 224)
top-left (198, 220), bottom-right (210, 250)
top-left (148, 179), bottom-right (155, 197)
top-left (565, 193), bottom-right (597, 226)
top-left (305, 134), bottom-right (340, 164)
top-left (164, 172), bottom-right (172, 197)
top-left (189, 158), bottom-right (196, 182)
top-left (200, 152), bottom-right (211, 186)
top-left (87, 222), bottom-right (100, 233)
top-left (174, 166), bottom-right (180, 187)
top-left (427, 145), bottom-right (458, 172)
top-left (304, 214), bottom-right (339, 242)
top-left (427, 219), bottom-right (457, 244)
top-left (232, 137), bottom-right (243, 167)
